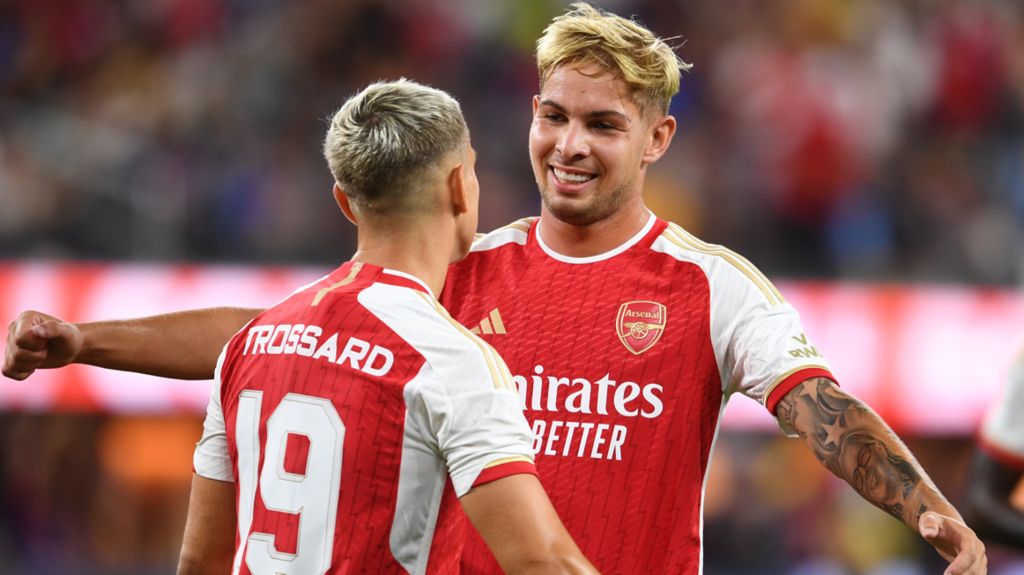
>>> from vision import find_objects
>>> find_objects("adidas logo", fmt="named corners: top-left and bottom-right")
top-left (469, 308), bottom-right (506, 335)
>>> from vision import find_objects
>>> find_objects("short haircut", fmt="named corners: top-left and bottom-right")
top-left (323, 79), bottom-right (468, 214)
top-left (536, 2), bottom-right (692, 116)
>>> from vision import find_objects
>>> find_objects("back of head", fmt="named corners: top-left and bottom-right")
top-left (536, 2), bottom-right (691, 116)
top-left (324, 79), bottom-right (468, 215)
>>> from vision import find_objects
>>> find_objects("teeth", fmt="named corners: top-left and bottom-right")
top-left (553, 168), bottom-right (594, 184)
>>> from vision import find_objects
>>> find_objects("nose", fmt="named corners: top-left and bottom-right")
top-left (555, 121), bottom-right (590, 161)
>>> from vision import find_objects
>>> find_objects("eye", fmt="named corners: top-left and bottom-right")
top-left (542, 113), bottom-right (566, 123)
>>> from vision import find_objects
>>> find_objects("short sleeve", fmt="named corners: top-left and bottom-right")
top-left (409, 345), bottom-right (536, 497)
top-left (980, 354), bottom-right (1024, 468)
top-left (708, 258), bottom-right (835, 431)
top-left (193, 347), bottom-right (235, 482)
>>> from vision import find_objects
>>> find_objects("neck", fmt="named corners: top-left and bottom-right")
top-left (349, 218), bottom-right (454, 297)
top-left (538, 201), bottom-right (650, 258)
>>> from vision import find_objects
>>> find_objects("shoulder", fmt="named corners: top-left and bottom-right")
top-left (651, 221), bottom-right (786, 307)
top-left (358, 283), bottom-right (515, 392)
top-left (469, 217), bottom-right (538, 254)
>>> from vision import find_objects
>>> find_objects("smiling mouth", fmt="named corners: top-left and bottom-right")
top-left (552, 167), bottom-right (596, 185)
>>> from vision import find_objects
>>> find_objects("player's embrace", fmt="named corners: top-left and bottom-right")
top-left (95, 80), bottom-right (595, 575)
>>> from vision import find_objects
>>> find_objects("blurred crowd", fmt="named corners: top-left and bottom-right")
top-left (1, 0), bottom-right (1024, 283)
top-left (3, 0), bottom-right (1024, 573)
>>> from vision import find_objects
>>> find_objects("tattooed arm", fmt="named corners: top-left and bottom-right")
top-left (777, 377), bottom-right (987, 575)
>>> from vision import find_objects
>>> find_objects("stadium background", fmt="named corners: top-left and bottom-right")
top-left (1, 0), bottom-right (1024, 573)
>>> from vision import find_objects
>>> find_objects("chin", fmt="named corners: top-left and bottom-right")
top-left (542, 194), bottom-right (616, 227)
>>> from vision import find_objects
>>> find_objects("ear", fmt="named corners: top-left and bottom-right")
top-left (448, 163), bottom-right (469, 216)
top-left (641, 114), bottom-right (677, 166)
top-left (532, 94), bottom-right (540, 116)
top-left (333, 183), bottom-right (358, 226)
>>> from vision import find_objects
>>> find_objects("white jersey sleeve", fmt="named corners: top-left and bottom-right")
top-left (193, 347), bottom-right (235, 482)
top-left (980, 352), bottom-right (1024, 467)
top-left (705, 252), bottom-right (834, 423)
top-left (359, 283), bottom-right (536, 497)
top-left (404, 347), bottom-right (535, 496)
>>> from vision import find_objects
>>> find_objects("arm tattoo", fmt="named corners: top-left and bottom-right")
top-left (777, 378), bottom-right (931, 526)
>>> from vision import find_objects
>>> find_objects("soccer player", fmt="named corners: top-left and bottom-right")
top-left (3, 3), bottom-right (986, 574)
top-left (965, 351), bottom-right (1024, 549)
top-left (177, 79), bottom-right (596, 574)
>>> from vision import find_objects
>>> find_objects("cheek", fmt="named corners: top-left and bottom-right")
top-left (529, 125), bottom-right (552, 159)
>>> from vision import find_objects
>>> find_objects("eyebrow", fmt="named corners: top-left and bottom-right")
top-left (538, 100), bottom-right (631, 124)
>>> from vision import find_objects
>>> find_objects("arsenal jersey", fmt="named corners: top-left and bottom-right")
top-left (980, 351), bottom-right (1024, 468)
top-left (193, 262), bottom-right (536, 575)
top-left (441, 214), bottom-right (835, 574)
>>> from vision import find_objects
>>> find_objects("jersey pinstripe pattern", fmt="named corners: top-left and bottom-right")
top-left (194, 262), bottom-right (536, 574)
top-left (442, 214), bottom-right (835, 574)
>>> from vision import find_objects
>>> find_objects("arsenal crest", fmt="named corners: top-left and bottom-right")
top-left (616, 301), bottom-right (667, 355)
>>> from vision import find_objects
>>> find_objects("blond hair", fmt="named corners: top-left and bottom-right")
top-left (536, 2), bottom-right (691, 115)
top-left (323, 79), bottom-right (467, 213)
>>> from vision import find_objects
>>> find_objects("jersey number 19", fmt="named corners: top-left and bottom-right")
top-left (234, 391), bottom-right (345, 575)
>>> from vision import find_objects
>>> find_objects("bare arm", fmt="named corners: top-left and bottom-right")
top-left (460, 474), bottom-right (599, 574)
top-left (177, 474), bottom-right (236, 575)
top-left (964, 450), bottom-right (1024, 549)
top-left (777, 377), bottom-right (986, 574)
top-left (3, 308), bottom-right (261, 381)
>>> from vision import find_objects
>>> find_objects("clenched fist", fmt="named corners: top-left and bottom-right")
top-left (3, 310), bottom-right (83, 380)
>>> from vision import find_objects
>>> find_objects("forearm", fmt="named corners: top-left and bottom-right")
top-left (461, 474), bottom-right (598, 574)
top-left (77, 307), bottom-right (262, 380)
top-left (777, 378), bottom-right (958, 527)
top-left (177, 475), bottom-right (236, 575)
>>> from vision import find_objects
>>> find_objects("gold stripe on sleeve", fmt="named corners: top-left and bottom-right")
top-left (483, 455), bottom-right (534, 469)
top-left (416, 292), bottom-right (514, 391)
top-left (663, 224), bottom-right (785, 306)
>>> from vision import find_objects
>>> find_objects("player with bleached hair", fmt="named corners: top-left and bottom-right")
top-left (4, 3), bottom-right (986, 574)
top-left (175, 79), bottom-right (597, 574)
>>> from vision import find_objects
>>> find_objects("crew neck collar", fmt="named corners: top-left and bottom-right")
top-left (535, 212), bottom-right (656, 264)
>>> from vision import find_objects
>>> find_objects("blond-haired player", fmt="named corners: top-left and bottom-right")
top-left (4, 3), bottom-right (985, 574)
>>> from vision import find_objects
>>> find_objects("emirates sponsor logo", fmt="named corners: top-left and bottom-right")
top-left (511, 365), bottom-right (664, 461)
top-left (512, 365), bottom-right (663, 418)
top-left (616, 301), bottom-right (667, 355)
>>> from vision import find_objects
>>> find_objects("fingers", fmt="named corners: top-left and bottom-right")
top-left (14, 324), bottom-right (51, 352)
top-left (3, 312), bottom-right (67, 380)
top-left (920, 511), bottom-right (957, 561)
top-left (944, 544), bottom-right (986, 575)
top-left (4, 347), bottom-right (48, 377)
top-left (919, 512), bottom-right (987, 575)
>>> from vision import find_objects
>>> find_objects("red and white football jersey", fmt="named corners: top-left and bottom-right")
top-left (980, 352), bottom-right (1024, 469)
top-left (194, 261), bottom-right (536, 575)
top-left (441, 214), bottom-right (835, 574)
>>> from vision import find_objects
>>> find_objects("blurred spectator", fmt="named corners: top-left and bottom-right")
top-left (0, 0), bottom-right (1021, 287)
top-left (966, 350), bottom-right (1024, 550)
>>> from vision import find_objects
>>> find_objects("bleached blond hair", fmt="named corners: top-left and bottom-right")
top-left (324, 79), bottom-right (467, 213)
top-left (536, 2), bottom-right (691, 115)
